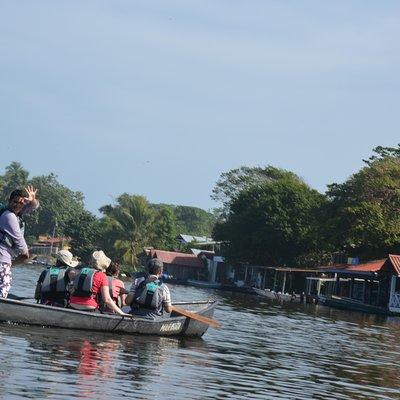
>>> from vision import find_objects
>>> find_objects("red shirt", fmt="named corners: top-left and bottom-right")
top-left (70, 271), bottom-right (109, 308)
top-left (110, 278), bottom-right (125, 300)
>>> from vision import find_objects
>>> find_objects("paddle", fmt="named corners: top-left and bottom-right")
top-left (170, 305), bottom-right (221, 329)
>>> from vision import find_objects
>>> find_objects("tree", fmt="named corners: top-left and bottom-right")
top-left (0, 162), bottom-right (29, 202)
top-left (327, 146), bottom-right (400, 260)
top-left (152, 206), bottom-right (178, 250)
top-left (64, 210), bottom-right (100, 262)
top-left (211, 166), bottom-right (303, 217)
top-left (173, 205), bottom-right (215, 237)
top-left (213, 173), bottom-right (326, 267)
top-left (99, 194), bottom-right (154, 267)
top-left (25, 174), bottom-right (87, 238)
top-left (151, 203), bottom-right (215, 237)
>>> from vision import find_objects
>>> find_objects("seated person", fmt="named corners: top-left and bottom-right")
top-left (69, 250), bottom-right (127, 316)
top-left (125, 259), bottom-right (172, 318)
top-left (103, 261), bottom-right (128, 311)
top-left (34, 249), bottom-right (78, 307)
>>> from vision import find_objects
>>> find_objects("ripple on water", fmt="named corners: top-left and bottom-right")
top-left (1, 267), bottom-right (400, 399)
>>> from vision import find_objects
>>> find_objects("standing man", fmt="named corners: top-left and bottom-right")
top-left (0, 186), bottom-right (39, 298)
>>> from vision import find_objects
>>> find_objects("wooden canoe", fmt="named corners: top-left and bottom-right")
top-left (187, 279), bottom-right (222, 289)
top-left (0, 298), bottom-right (217, 337)
top-left (254, 288), bottom-right (301, 303)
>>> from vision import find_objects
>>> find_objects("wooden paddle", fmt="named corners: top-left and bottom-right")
top-left (171, 305), bottom-right (221, 329)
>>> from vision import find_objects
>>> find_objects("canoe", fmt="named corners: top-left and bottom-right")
top-left (0, 298), bottom-right (217, 337)
top-left (320, 295), bottom-right (389, 315)
top-left (254, 288), bottom-right (301, 303)
top-left (187, 279), bottom-right (222, 289)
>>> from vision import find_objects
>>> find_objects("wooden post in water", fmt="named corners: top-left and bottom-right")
top-left (282, 271), bottom-right (287, 293)
top-left (349, 278), bottom-right (354, 299)
top-left (363, 279), bottom-right (367, 303)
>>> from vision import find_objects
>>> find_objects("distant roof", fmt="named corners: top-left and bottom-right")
top-left (388, 254), bottom-right (400, 275)
top-left (177, 234), bottom-right (216, 245)
top-left (150, 249), bottom-right (204, 268)
top-left (190, 248), bottom-right (215, 256)
top-left (318, 256), bottom-right (400, 276)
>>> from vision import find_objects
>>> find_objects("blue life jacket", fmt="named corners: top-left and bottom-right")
top-left (73, 267), bottom-right (97, 297)
top-left (133, 278), bottom-right (164, 315)
top-left (38, 266), bottom-right (70, 305)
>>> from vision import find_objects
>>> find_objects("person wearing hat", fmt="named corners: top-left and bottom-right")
top-left (34, 249), bottom-right (78, 307)
top-left (125, 258), bottom-right (172, 318)
top-left (69, 250), bottom-right (128, 316)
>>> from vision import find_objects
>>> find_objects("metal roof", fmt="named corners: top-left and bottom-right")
top-left (389, 254), bottom-right (400, 276)
top-left (177, 234), bottom-right (215, 244)
top-left (150, 249), bottom-right (204, 268)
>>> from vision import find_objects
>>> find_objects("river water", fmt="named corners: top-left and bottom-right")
top-left (0, 265), bottom-right (400, 399)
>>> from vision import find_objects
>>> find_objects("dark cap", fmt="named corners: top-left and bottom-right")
top-left (147, 258), bottom-right (163, 274)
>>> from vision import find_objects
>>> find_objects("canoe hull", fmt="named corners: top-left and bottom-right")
top-left (320, 295), bottom-right (389, 315)
top-left (187, 279), bottom-right (222, 289)
top-left (0, 298), bottom-right (217, 337)
top-left (254, 288), bottom-right (301, 303)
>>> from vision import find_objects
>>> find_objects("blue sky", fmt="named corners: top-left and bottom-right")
top-left (1, 1), bottom-right (399, 213)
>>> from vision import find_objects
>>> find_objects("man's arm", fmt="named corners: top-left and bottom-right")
top-left (163, 285), bottom-right (172, 313)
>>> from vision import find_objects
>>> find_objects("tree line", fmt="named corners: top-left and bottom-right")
top-left (2, 144), bottom-right (400, 270)
top-left (212, 145), bottom-right (400, 268)
top-left (0, 162), bottom-right (215, 267)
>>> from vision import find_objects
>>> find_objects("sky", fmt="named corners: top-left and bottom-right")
top-left (1, 1), bottom-right (399, 214)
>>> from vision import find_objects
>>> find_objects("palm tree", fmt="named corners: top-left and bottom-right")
top-left (101, 194), bottom-right (154, 267)
top-left (1, 162), bottom-right (29, 201)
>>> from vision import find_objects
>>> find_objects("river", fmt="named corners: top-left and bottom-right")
top-left (0, 265), bottom-right (399, 399)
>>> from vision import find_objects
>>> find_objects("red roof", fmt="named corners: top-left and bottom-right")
top-left (319, 255), bottom-right (400, 275)
top-left (150, 249), bottom-right (204, 268)
top-left (319, 259), bottom-right (385, 273)
top-left (389, 254), bottom-right (400, 275)
top-left (344, 260), bottom-right (386, 272)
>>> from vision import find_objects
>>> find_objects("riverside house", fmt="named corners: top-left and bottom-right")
top-left (316, 254), bottom-right (400, 315)
top-left (148, 249), bottom-right (207, 282)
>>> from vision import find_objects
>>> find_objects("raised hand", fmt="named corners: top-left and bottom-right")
top-left (24, 186), bottom-right (38, 203)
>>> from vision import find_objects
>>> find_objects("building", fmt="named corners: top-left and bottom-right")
top-left (316, 254), bottom-right (400, 314)
top-left (30, 236), bottom-right (68, 255)
top-left (149, 249), bottom-right (207, 282)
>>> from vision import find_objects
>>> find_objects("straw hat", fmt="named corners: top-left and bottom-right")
top-left (56, 250), bottom-right (78, 268)
top-left (91, 250), bottom-right (111, 272)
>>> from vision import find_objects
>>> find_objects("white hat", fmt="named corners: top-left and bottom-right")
top-left (56, 250), bottom-right (78, 268)
top-left (91, 250), bottom-right (111, 272)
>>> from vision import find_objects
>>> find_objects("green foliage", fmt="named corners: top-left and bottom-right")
top-left (173, 205), bottom-right (215, 237)
top-left (64, 210), bottom-right (100, 262)
top-left (0, 162), bottom-right (29, 202)
top-left (212, 165), bottom-right (302, 217)
top-left (326, 148), bottom-right (400, 259)
top-left (213, 172), bottom-right (326, 267)
top-left (151, 203), bottom-right (215, 237)
top-left (99, 194), bottom-right (154, 267)
top-left (25, 173), bottom-right (86, 237)
top-left (152, 206), bottom-right (178, 250)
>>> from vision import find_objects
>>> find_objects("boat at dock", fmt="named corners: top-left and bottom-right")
top-left (187, 279), bottom-right (222, 289)
top-left (320, 295), bottom-right (388, 315)
top-left (0, 298), bottom-right (217, 337)
top-left (254, 288), bottom-right (300, 302)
